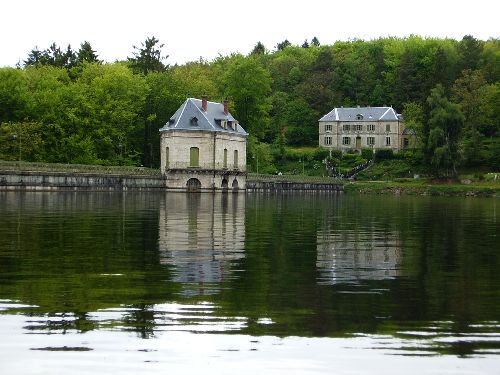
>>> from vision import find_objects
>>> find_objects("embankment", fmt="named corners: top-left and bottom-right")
top-left (344, 181), bottom-right (499, 197)
top-left (0, 170), bottom-right (166, 191)
top-left (0, 169), bottom-right (343, 192)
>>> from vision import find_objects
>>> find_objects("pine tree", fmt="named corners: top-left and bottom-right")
top-left (76, 41), bottom-right (101, 64)
top-left (250, 41), bottom-right (266, 55)
top-left (128, 36), bottom-right (168, 75)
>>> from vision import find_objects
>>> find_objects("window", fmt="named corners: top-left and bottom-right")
top-left (385, 137), bottom-right (391, 146)
top-left (221, 120), bottom-right (227, 129)
top-left (367, 124), bottom-right (375, 132)
top-left (367, 137), bottom-right (375, 146)
top-left (354, 124), bottom-right (363, 131)
top-left (190, 117), bottom-right (198, 126)
top-left (189, 147), bottom-right (199, 167)
top-left (356, 114), bottom-right (364, 120)
top-left (324, 136), bottom-right (332, 145)
top-left (342, 137), bottom-right (350, 145)
top-left (386, 124), bottom-right (391, 132)
top-left (325, 124), bottom-right (332, 132)
top-left (404, 138), bottom-right (409, 147)
top-left (233, 150), bottom-right (238, 169)
top-left (223, 148), bottom-right (228, 169)
top-left (343, 124), bottom-right (350, 131)
top-left (165, 147), bottom-right (170, 169)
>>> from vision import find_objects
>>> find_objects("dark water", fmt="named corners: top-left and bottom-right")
top-left (0, 191), bottom-right (499, 374)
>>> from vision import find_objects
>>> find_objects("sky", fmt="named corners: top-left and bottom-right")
top-left (1, 0), bottom-right (498, 67)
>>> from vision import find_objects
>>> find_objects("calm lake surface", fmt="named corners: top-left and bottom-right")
top-left (0, 191), bottom-right (499, 374)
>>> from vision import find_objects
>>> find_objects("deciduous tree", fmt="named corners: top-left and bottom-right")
top-left (426, 84), bottom-right (464, 176)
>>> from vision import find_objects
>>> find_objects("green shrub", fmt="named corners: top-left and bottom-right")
top-left (361, 148), bottom-right (374, 160)
top-left (375, 149), bottom-right (394, 161)
top-left (313, 147), bottom-right (329, 161)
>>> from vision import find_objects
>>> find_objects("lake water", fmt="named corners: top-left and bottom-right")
top-left (0, 191), bottom-right (499, 374)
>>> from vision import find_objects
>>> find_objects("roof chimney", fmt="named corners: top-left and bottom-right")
top-left (201, 95), bottom-right (208, 112)
top-left (223, 99), bottom-right (229, 115)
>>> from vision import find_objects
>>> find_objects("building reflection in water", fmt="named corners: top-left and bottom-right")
top-left (158, 193), bottom-right (246, 295)
top-left (316, 228), bottom-right (402, 285)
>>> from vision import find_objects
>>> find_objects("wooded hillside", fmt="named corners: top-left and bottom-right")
top-left (0, 36), bottom-right (498, 173)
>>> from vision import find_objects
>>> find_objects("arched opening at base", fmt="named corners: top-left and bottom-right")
top-left (221, 178), bottom-right (228, 192)
top-left (231, 178), bottom-right (239, 192)
top-left (186, 178), bottom-right (202, 192)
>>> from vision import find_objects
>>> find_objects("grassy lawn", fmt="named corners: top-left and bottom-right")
top-left (345, 178), bottom-right (500, 196)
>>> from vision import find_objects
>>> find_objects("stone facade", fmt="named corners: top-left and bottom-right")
top-left (159, 97), bottom-right (247, 192)
top-left (318, 107), bottom-right (408, 153)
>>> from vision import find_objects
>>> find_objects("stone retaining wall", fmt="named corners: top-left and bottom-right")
top-left (0, 171), bottom-right (343, 192)
top-left (246, 180), bottom-right (343, 192)
top-left (0, 171), bottom-right (166, 191)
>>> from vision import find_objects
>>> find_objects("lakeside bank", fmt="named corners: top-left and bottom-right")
top-left (0, 162), bottom-right (343, 192)
top-left (1, 162), bottom-right (498, 196)
top-left (344, 180), bottom-right (500, 197)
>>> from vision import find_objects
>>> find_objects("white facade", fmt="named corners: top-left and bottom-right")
top-left (318, 107), bottom-right (405, 152)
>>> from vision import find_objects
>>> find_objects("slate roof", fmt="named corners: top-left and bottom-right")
top-left (159, 98), bottom-right (248, 136)
top-left (319, 107), bottom-right (401, 122)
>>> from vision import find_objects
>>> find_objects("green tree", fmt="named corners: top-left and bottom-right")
top-left (0, 121), bottom-right (43, 161)
top-left (223, 56), bottom-right (272, 139)
top-left (76, 41), bottom-right (101, 65)
top-left (250, 41), bottom-right (266, 55)
top-left (297, 48), bottom-right (337, 114)
top-left (24, 43), bottom-right (76, 68)
top-left (452, 69), bottom-right (488, 165)
top-left (128, 36), bottom-right (168, 75)
top-left (426, 84), bottom-right (464, 176)
top-left (276, 40), bottom-right (291, 51)
top-left (402, 102), bottom-right (424, 144)
top-left (459, 35), bottom-right (484, 71)
top-left (477, 83), bottom-right (500, 137)
top-left (311, 37), bottom-right (320, 47)
top-left (479, 38), bottom-right (500, 83)
top-left (0, 68), bottom-right (29, 122)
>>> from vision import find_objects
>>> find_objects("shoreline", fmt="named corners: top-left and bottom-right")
top-left (344, 180), bottom-right (499, 197)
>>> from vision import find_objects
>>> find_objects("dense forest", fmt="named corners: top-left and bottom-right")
top-left (0, 35), bottom-right (498, 175)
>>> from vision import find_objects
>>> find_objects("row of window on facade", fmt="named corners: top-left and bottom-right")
top-left (324, 124), bottom-right (392, 132)
top-left (164, 147), bottom-right (239, 169)
top-left (324, 136), bottom-right (392, 146)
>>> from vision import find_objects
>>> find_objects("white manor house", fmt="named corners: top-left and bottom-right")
top-left (318, 106), bottom-right (415, 153)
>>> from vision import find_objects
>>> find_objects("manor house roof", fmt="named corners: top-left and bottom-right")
top-left (159, 98), bottom-right (248, 136)
top-left (319, 106), bottom-right (401, 122)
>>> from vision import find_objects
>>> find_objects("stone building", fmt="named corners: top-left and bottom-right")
top-left (159, 96), bottom-right (248, 192)
top-left (318, 106), bottom-right (409, 153)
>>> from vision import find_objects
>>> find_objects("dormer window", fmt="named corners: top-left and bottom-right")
top-left (221, 120), bottom-right (227, 129)
top-left (168, 118), bottom-right (175, 126)
top-left (190, 116), bottom-right (198, 126)
top-left (356, 114), bottom-right (363, 120)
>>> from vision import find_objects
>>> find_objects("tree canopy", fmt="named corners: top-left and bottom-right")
top-left (0, 35), bottom-right (497, 172)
